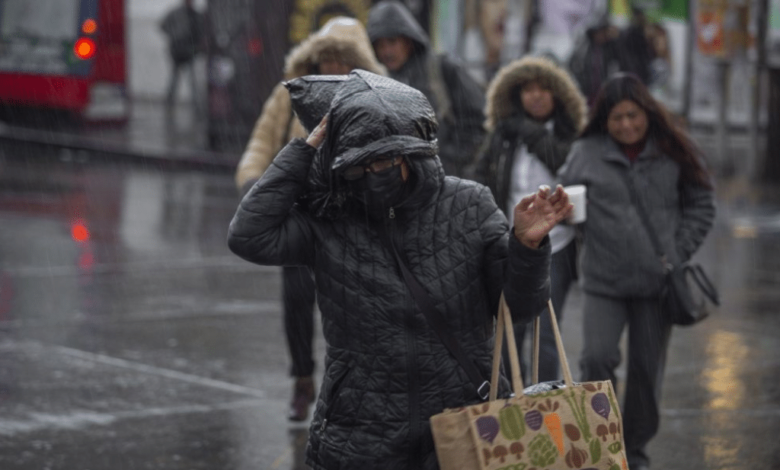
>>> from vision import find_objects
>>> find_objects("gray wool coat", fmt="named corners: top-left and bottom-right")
top-left (557, 135), bottom-right (716, 298)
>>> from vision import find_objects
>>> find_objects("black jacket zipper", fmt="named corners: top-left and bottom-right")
top-left (387, 207), bottom-right (423, 469)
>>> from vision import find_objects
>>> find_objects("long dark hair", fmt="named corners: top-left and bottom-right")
top-left (581, 73), bottom-right (712, 188)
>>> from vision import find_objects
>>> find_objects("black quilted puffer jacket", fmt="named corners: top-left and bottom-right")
top-left (228, 71), bottom-right (550, 470)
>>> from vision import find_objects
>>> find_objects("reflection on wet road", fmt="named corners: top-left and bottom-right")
top-left (0, 145), bottom-right (779, 469)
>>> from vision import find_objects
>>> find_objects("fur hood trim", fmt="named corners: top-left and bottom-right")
top-left (484, 56), bottom-right (587, 132)
top-left (284, 17), bottom-right (386, 79)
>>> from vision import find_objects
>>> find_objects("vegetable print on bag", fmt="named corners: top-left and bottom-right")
top-left (430, 297), bottom-right (629, 470)
top-left (469, 381), bottom-right (627, 470)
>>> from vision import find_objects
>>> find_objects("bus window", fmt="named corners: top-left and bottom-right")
top-left (0, 0), bottom-right (127, 121)
top-left (0, 0), bottom-right (87, 75)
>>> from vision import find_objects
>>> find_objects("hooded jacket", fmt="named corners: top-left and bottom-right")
top-left (367, 1), bottom-right (485, 178)
top-left (475, 57), bottom-right (587, 223)
top-left (227, 71), bottom-right (551, 470)
top-left (234, 17), bottom-right (385, 193)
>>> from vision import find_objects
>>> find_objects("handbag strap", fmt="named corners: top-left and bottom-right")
top-left (378, 230), bottom-right (491, 400)
top-left (531, 316), bottom-right (540, 385)
top-left (489, 298), bottom-right (574, 401)
top-left (621, 172), bottom-right (671, 271)
top-left (543, 299), bottom-right (575, 387)
top-left (688, 264), bottom-right (721, 305)
top-left (622, 173), bottom-right (721, 308)
top-left (492, 294), bottom-right (524, 399)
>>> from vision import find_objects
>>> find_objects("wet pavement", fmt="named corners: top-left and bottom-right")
top-left (0, 101), bottom-right (238, 170)
top-left (0, 138), bottom-right (779, 470)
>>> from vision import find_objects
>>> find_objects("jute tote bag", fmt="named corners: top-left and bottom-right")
top-left (431, 298), bottom-right (629, 470)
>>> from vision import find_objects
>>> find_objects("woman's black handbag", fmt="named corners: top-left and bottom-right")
top-left (623, 175), bottom-right (720, 326)
top-left (661, 261), bottom-right (720, 325)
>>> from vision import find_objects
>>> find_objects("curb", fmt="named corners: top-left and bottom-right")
top-left (0, 122), bottom-right (237, 171)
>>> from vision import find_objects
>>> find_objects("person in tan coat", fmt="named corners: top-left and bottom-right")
top-left (234, 16), bottom-right (385, 422)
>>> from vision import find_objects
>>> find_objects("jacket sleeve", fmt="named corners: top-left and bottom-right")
top-left (227, 139), bottom-right (317, 267)
top-left (503, 234), bottom-right (551, 325)
top-left (234, 83), bottom-right (294, 192)
top-left (478, 185), bottom-right (550, 325)
top-left (675, 177), bottom-right (716, 262)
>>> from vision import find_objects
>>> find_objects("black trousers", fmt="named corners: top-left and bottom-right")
top-left (282, 266), bottom-right (317, 378)
top-left (510, 239), bottom-right (577, 383)
top-left (579, 292), bottom-right (672, 468)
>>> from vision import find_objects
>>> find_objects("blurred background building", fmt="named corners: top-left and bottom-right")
top-left (0, 0), bottom-right (777, 178)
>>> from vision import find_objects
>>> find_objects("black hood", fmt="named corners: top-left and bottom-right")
top-left (367, 1), bottom-right (429, 53)
top-left (285, 70), bottom-right (442, 219)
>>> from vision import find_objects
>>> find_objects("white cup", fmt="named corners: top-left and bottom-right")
top-left (564, 185), bottom-right (587, 224)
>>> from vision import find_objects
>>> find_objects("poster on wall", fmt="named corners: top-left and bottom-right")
top-left (696, 0), bottom-right (750, 59)
top-left (768, 0), bottom-right (780, 66)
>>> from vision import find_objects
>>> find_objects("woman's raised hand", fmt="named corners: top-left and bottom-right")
top-left (513, 185), bottom-right (573, 249)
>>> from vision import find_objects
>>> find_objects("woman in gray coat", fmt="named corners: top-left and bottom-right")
top-left (558, 74), bottom-right (715, 470)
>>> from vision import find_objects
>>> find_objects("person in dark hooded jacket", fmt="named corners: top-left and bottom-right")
top-left (227, 70), bottom-right (572, 470)
top-left (367, 0), bottom-right (486, 178)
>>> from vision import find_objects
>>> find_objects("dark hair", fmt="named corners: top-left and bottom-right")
top-left (581, 73), bottom-right (712, 188)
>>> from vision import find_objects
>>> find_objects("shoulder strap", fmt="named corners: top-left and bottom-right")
top-left (377, 229), bottom-right (490, 400)
top-left (622, 173), bottom-right (670, 270)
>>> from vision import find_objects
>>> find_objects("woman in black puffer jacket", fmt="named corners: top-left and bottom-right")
top-left (227, 70), bottom-right (572, 470)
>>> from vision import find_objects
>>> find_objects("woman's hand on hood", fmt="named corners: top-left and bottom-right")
top-left (306, 115), bottom-right (328, 149)
top-left (513, 185), bottom-right (572, 249)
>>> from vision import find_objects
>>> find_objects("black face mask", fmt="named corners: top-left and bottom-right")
top-left (355, 164), bottom-right (407, 209)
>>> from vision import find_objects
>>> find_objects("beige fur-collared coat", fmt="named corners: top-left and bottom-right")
top-left (234, 17), bottom-right (385, 193)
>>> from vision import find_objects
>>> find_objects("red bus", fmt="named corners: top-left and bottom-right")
top-left (0, 0), bottom-right (127, 120)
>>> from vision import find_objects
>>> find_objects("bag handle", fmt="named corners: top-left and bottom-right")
top-left (489, 298), bottom-right (574, 401)
top-left (621, 171), bottom-right (671, 271)
top-left (688, 264), bottom-right (720, 305)
top-left (531, 316), bottom-right (540, 385)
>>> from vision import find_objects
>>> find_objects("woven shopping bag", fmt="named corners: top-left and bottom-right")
top-left (431, 298), bottom-right (629, 470)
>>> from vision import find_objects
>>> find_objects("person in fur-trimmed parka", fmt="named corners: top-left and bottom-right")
top-left (235, 17), bottom-right (385, 195)
top-left (475, 56), bottom-right (587, 383)
top-left (233, 17), bottom-right (385, 423)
